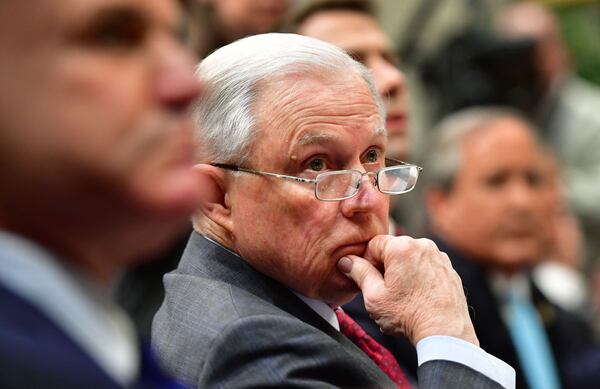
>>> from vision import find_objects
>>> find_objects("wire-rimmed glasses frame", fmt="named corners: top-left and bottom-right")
top-left (210, 158), bottom-right (423, 201)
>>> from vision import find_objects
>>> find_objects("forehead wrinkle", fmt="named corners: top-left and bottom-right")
top-left (256, 72), bottom-right (383, 159)
top-left (281, 104), bottom-right (384, 157)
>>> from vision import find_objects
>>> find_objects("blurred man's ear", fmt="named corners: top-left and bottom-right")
top-left (424, 188), bottom-right (451, 236)
top-left (191, 164), bottom-right (234, 234)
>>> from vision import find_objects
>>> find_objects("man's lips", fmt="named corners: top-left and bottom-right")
top-left (503, 229), bottom-right (538, 239)
top-left (333, 241), bottom-right (387, 274)
top-left (333, 242), bottom-right (368, 261)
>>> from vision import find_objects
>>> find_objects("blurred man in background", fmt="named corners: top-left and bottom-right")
top-left (419, 107), bottom-right (600, 389)
top-left (295, 0), bottom-right (409, 162)
top-left (0, 0), bottom-right (201, 387)
top-left (185, 0), bottom-right (292, 58)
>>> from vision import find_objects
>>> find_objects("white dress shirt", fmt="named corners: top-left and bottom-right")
top-left (296, 294), bottom-right (515, 389)
top-left (0, 231), bottom-right (139, 386)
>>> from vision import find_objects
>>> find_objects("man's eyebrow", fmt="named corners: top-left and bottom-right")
top-left (90, 6), bottom-right (148, 27)
top-left (298, 127), bottom-right (386, 146)
top-left (298, 132), bottom-right (337, 146)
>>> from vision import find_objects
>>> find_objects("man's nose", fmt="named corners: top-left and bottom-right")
top-left (340, 173), bottom-right (385, 218)
top-left (373, 57), bottom-right (405, 100)
top-left (507, 180), bottom-right (537, 209)
top-left (152, 37), bottom-right (203, 113)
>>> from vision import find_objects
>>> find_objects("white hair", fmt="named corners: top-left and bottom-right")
top-left (192, 33), bottom-right (385, 164)
top-left (423, 106), bottom-right (539, 192)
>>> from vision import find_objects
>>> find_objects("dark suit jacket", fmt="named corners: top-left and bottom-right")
top-left (152, 232), bottom-right (505, 388)
top-left (345, 236), bottom-right (600, 389)
top-left (0, 280), bottom-right (186, 389)
top-left (116, 232), bottom-right (190, 340)
top-left (0, 283), bottom-right (123, 389)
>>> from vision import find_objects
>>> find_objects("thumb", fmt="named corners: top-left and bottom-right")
top-left (337, 255), bottom-right (384, 294)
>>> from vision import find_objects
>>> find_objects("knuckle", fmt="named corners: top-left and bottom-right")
top-left (368, 234), bottom-right (389, 255)
top-left (418, 237), bottom-right (439, 252)
top-left (392, 235), bottom-right (414, 252)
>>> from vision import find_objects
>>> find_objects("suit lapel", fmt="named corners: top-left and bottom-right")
top-left (177, 232), bottom-right (387, 378)
top-left (178, 233), bottom-right (339, 333)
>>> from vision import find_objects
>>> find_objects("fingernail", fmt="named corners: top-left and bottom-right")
top-left (338, 256), bottom-right (352, 273)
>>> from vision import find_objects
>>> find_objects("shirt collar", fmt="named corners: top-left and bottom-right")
top-left (294, 292), bottom-right (340, 331)
top-left (0, 231), bottom-right (139, 385)
top-left (489, 271), bottom-right (531, 324)
top-left (489, 271), bottom-right (531, 301)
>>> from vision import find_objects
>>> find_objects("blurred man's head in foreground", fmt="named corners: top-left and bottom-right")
top-left (0, 0), bottom-right (202, 281)
top-left (424, 107), bottom-right (551, 272)
top-left (295, 0), bottom-right (409, 160)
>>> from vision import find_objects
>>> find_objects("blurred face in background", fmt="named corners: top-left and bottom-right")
top-left (496, 2), bottom-right (570, 94)
top-left (298, 10), bottom-right (409, 160)
top-left (427, 118), bottom-right (549, 272)
top-left (0, 0), bottom-right (201, 261)
top-left (210, 0), bottom-right (291, 40)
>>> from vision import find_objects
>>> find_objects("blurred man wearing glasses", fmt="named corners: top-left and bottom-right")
top-left (152, 33), bottom-right (514, 388)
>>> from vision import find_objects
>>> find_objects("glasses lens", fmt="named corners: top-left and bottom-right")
top-left (316, 171), bottom-right (362, 200)
top-left (378, 166), bottom-right (419, 194)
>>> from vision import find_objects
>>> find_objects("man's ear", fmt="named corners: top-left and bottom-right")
top-left (424, 188), bottom-right (451, 235)
top-left (192, 164), bottom-right (234, 234)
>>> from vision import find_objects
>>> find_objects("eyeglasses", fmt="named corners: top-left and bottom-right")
top-left (211, 158), bottom-right (423, 201)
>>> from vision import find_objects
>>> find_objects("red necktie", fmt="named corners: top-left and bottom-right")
top-left (335, 308), bottom-right (412, 389)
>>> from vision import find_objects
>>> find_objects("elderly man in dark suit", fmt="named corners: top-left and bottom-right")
top-left (152, 33), bottom-right (515, 388)
top-left (0, 0), bottom-right (201, 387)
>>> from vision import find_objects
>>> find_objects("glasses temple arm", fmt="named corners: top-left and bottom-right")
top-left (211, 163), bottom-right (316, 184)
top-left (384, 158), bottom-right (423, 172)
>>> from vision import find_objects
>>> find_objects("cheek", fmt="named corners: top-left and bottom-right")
top-left (232, 184), bottom-right (340, 287)
top-left (446, 192), bottom-right (502, 252)
top-left (57, 56), bottom-right (184, 180)
top-left (248, 188), bottom-right (334, 253)
top-left (1, 56), bottom-right (150, 183)
top-left (57, 56), bottom-right (149, 142)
